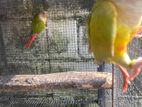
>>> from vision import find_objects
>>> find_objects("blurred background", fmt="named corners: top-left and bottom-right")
top-left (0, 0), bottom-right (142, 107)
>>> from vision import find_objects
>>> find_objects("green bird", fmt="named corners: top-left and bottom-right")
top-left (87, 0), bottom-right (142, 92)
top-left (24, 11), bottom-right (48, 48)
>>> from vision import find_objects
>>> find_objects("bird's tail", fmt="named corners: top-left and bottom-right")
top-left (24, 34), bottom-right (37, 48)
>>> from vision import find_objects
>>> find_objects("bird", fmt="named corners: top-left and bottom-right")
top-left (87, 0), bottom-right (142, 93)
top-left (24, 11), bottom-right (48, 48)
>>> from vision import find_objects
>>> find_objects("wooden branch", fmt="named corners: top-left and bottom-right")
top-left (0, 71), bottom-right (112, 92)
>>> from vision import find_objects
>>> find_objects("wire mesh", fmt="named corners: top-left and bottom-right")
top-left (0, 0), bottom-right (142, 107)
top-left (114, 38), bottom-right (142, 107)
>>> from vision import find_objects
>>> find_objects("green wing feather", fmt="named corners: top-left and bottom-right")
top-left (87, 14), bottom-right (91, 52)
top-left (32, 15), bottom-right (46, 34)
top-left (88, 1), bottom-right (117, 62)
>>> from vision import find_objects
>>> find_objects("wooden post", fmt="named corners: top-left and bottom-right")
top-left (0, 25), bottom-right (8, 74)
top-left (97, 63), bottom-right (105, 107)
top-left (0, 71), bottom-right (113, 93)
top-left (112, 64), bottom-right (120, 107)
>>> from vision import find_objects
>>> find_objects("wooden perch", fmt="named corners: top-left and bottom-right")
top-left (0, 71), bottom-right (112, 92)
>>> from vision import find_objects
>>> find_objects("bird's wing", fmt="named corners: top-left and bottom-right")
top-left (32, 16), bottom-right (46, 34)
top-left (88, 1), bottom-right (117, 61)
top-left (87, 13), bottom-right (92, 53)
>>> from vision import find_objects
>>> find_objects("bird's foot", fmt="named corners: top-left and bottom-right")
top-left (129, 57), bottom-right (142, 81)
top-left (122, 76), bottom-right (130, 93)
top-left (118, 65), bottom-right (130, 93)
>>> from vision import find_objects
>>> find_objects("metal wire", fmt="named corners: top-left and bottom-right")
top-left (0, 0), bottom-right (142, 107)
top-left (112, 64), bottom-right (115, 107)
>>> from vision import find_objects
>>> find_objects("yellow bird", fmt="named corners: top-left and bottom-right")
top-left (87, 0), bottom-right (142, 92)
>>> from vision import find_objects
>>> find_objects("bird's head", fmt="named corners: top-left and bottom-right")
top-left (38, 11), bottom-right (48, 23)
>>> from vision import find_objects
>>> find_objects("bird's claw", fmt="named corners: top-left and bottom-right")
top-left (129, 57), bottom-right (142, 81)
top-left (118, 65), bottom-right (131, 93)
top-left (122, 76), bottom-right (131, 93)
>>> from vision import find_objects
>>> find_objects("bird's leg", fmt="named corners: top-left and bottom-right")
top-left (129, 57), bottom-right (142, 81)
top-left (117, 65), bottom-right (130, 93)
